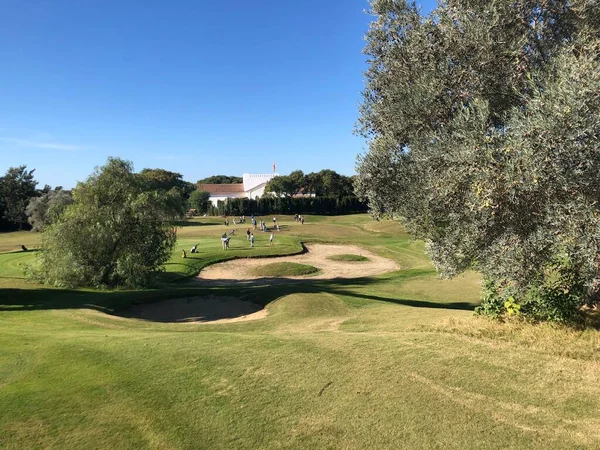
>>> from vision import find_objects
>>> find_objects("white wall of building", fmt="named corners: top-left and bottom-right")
top-left (208, 192), bottom-right (246, 206)
top-left (243, 173), bottom-right (278, 192)
top-left (207, 173), bottom-right (280, 206)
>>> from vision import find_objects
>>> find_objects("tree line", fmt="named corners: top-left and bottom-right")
top-left (197, 175), bottom-right (242, 184)
top-left (264, 169), bottom-right (355, 198)
top-left (0, 165), bottom-right (197, 232)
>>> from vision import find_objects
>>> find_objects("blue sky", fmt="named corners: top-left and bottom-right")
top-left (0, 0), bottom-right (436, 188)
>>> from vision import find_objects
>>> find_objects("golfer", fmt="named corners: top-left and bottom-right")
top-left (221, 233), bottom-right (229, 250)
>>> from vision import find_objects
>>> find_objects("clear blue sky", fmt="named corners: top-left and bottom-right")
top-left (0, 0), bottom-right (436, 188)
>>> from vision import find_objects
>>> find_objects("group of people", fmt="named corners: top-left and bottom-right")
top-left (250, 216), bottom-right (281, 232)
top-left (182, 215), bottom-right (290, 257)
top-left (245, 228), bottom-right (275, 247)
top-left (227, 215), bottom-right (247, 226)
top-left (293, 214), bottom-right (305, 224)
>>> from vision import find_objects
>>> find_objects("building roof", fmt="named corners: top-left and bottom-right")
top-left (197, 183), bottom-right (245, 194)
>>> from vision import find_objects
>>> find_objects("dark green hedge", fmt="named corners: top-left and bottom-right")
top-left (207, 196), bottom-right (367, 216)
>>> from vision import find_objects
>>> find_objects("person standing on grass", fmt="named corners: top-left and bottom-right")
top-left (250, 233), bottom-right (255, 248)
top-left (269, 232), bottom-right (274, 246)
top-left (247, 228), bottom-right (251, 240)
top-left (221, 233), bottom-right (229, 250)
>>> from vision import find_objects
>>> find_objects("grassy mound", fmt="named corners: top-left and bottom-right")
top-left (250, 262), bottom-right (320, 277)
top-left (327, 254), bottom-right (370, 262)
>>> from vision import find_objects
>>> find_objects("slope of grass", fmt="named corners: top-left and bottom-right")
top-left (250, 262), bottom-right (320, 277)
top-left (327, 254), bottom-right (369, 262)
top-left (0, 214), bottom-right (599, 449)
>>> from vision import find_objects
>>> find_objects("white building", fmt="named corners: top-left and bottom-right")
top-left (198, 173), bottom-right (279, 206)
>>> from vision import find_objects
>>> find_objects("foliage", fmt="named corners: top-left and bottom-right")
top-left (356, 0), bottom-right (600, 321)
top-left (197, 175), bottom-right (242, 184)
top-left (503, 297), bottom-right (521, 317)
top-left (26, 188), bottom-right (73, 231)
top-left (27, 158), bottom-right (177, 288)
top-left (189, 190), bottom-right (210, 213)
top-left (0, 165), bottom-right (38, 231)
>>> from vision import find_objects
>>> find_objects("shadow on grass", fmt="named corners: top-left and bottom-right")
top-left (0, 273), bottom-right (477, 323)
top-left (0, 248), bottom-right (41, 255)
top-left (173, 220), bottom-right (220, 228)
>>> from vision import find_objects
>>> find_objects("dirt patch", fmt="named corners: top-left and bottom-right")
top-left (197, 244), bottom-right (399, 284)
top-left (120, 296), bottom-right (267, 323)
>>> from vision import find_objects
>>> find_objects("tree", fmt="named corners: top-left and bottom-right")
top-left (26, 188), bottom-right (73, 231)
top-left (28, 158), bottom-right (177, 288)
top-left (189, 190), bottom-right (210, 213)
top-left (138, 168), bottom-right (195, 196)
top-left (138, 168), bottom-right (195, 219)
top-left (197, 175), bottom-right (242, 184)
top-left (356, 0), bottom-right (600, 321)
top-left (303, 172), bottom-right (324, 196)
top-left (265, 175), bottom-right (299, 197)
top-left (0, 166), bottom-right (38, 231)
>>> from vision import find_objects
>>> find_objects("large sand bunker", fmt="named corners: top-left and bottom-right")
top-left (197, 244), bottom-right (399, 284)
top-left (121, 296), bottom-right (267, 323)
top-left (118, 245), bottom-right (398, 324)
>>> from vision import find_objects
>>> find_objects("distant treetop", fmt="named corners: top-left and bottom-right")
top-left (197, 175), bottom-right (243, 184)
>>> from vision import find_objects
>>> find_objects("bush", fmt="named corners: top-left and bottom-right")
top-left (27, 158), bottom-right (177, 288)
top-left (476, 258), bottom-right (586, 322)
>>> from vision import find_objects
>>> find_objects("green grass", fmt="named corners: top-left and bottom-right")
top-left (250, 261), bottom-right (320, 277)
top-left (0, 230), bottom-right (41, 253)
top-left (327, 253), bottom-right (370, 262)
top-left (1, 214), bottom-right (599, 449)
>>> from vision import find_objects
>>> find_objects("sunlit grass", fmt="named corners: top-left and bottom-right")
top-left (250, 262), bottom-right (320, 277)
top-left (327, 254), bottom-right (369, 262)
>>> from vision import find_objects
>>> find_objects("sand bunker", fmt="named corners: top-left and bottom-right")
top-left (121, 296), bottom-right (267, 323)
top-left (197, 244), bottom-right (399, 284)
top-left (119, 245), bottom-right (397, 324)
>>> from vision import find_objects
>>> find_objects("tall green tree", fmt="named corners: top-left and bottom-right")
top-left (28, 158), bottom-right (177, 288)
top-left (265, 175), bottom-right (299, 197)
top-left (189, 190), bottom-right (210, 213)
top-left (138, 168), bottom-right (195, 219)
top-left (356, 0), bottom-right (600, 321)
top-left (138, 168), bottom-right (195, 196)
top-left (0, 165), bottom-right (38, 231)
